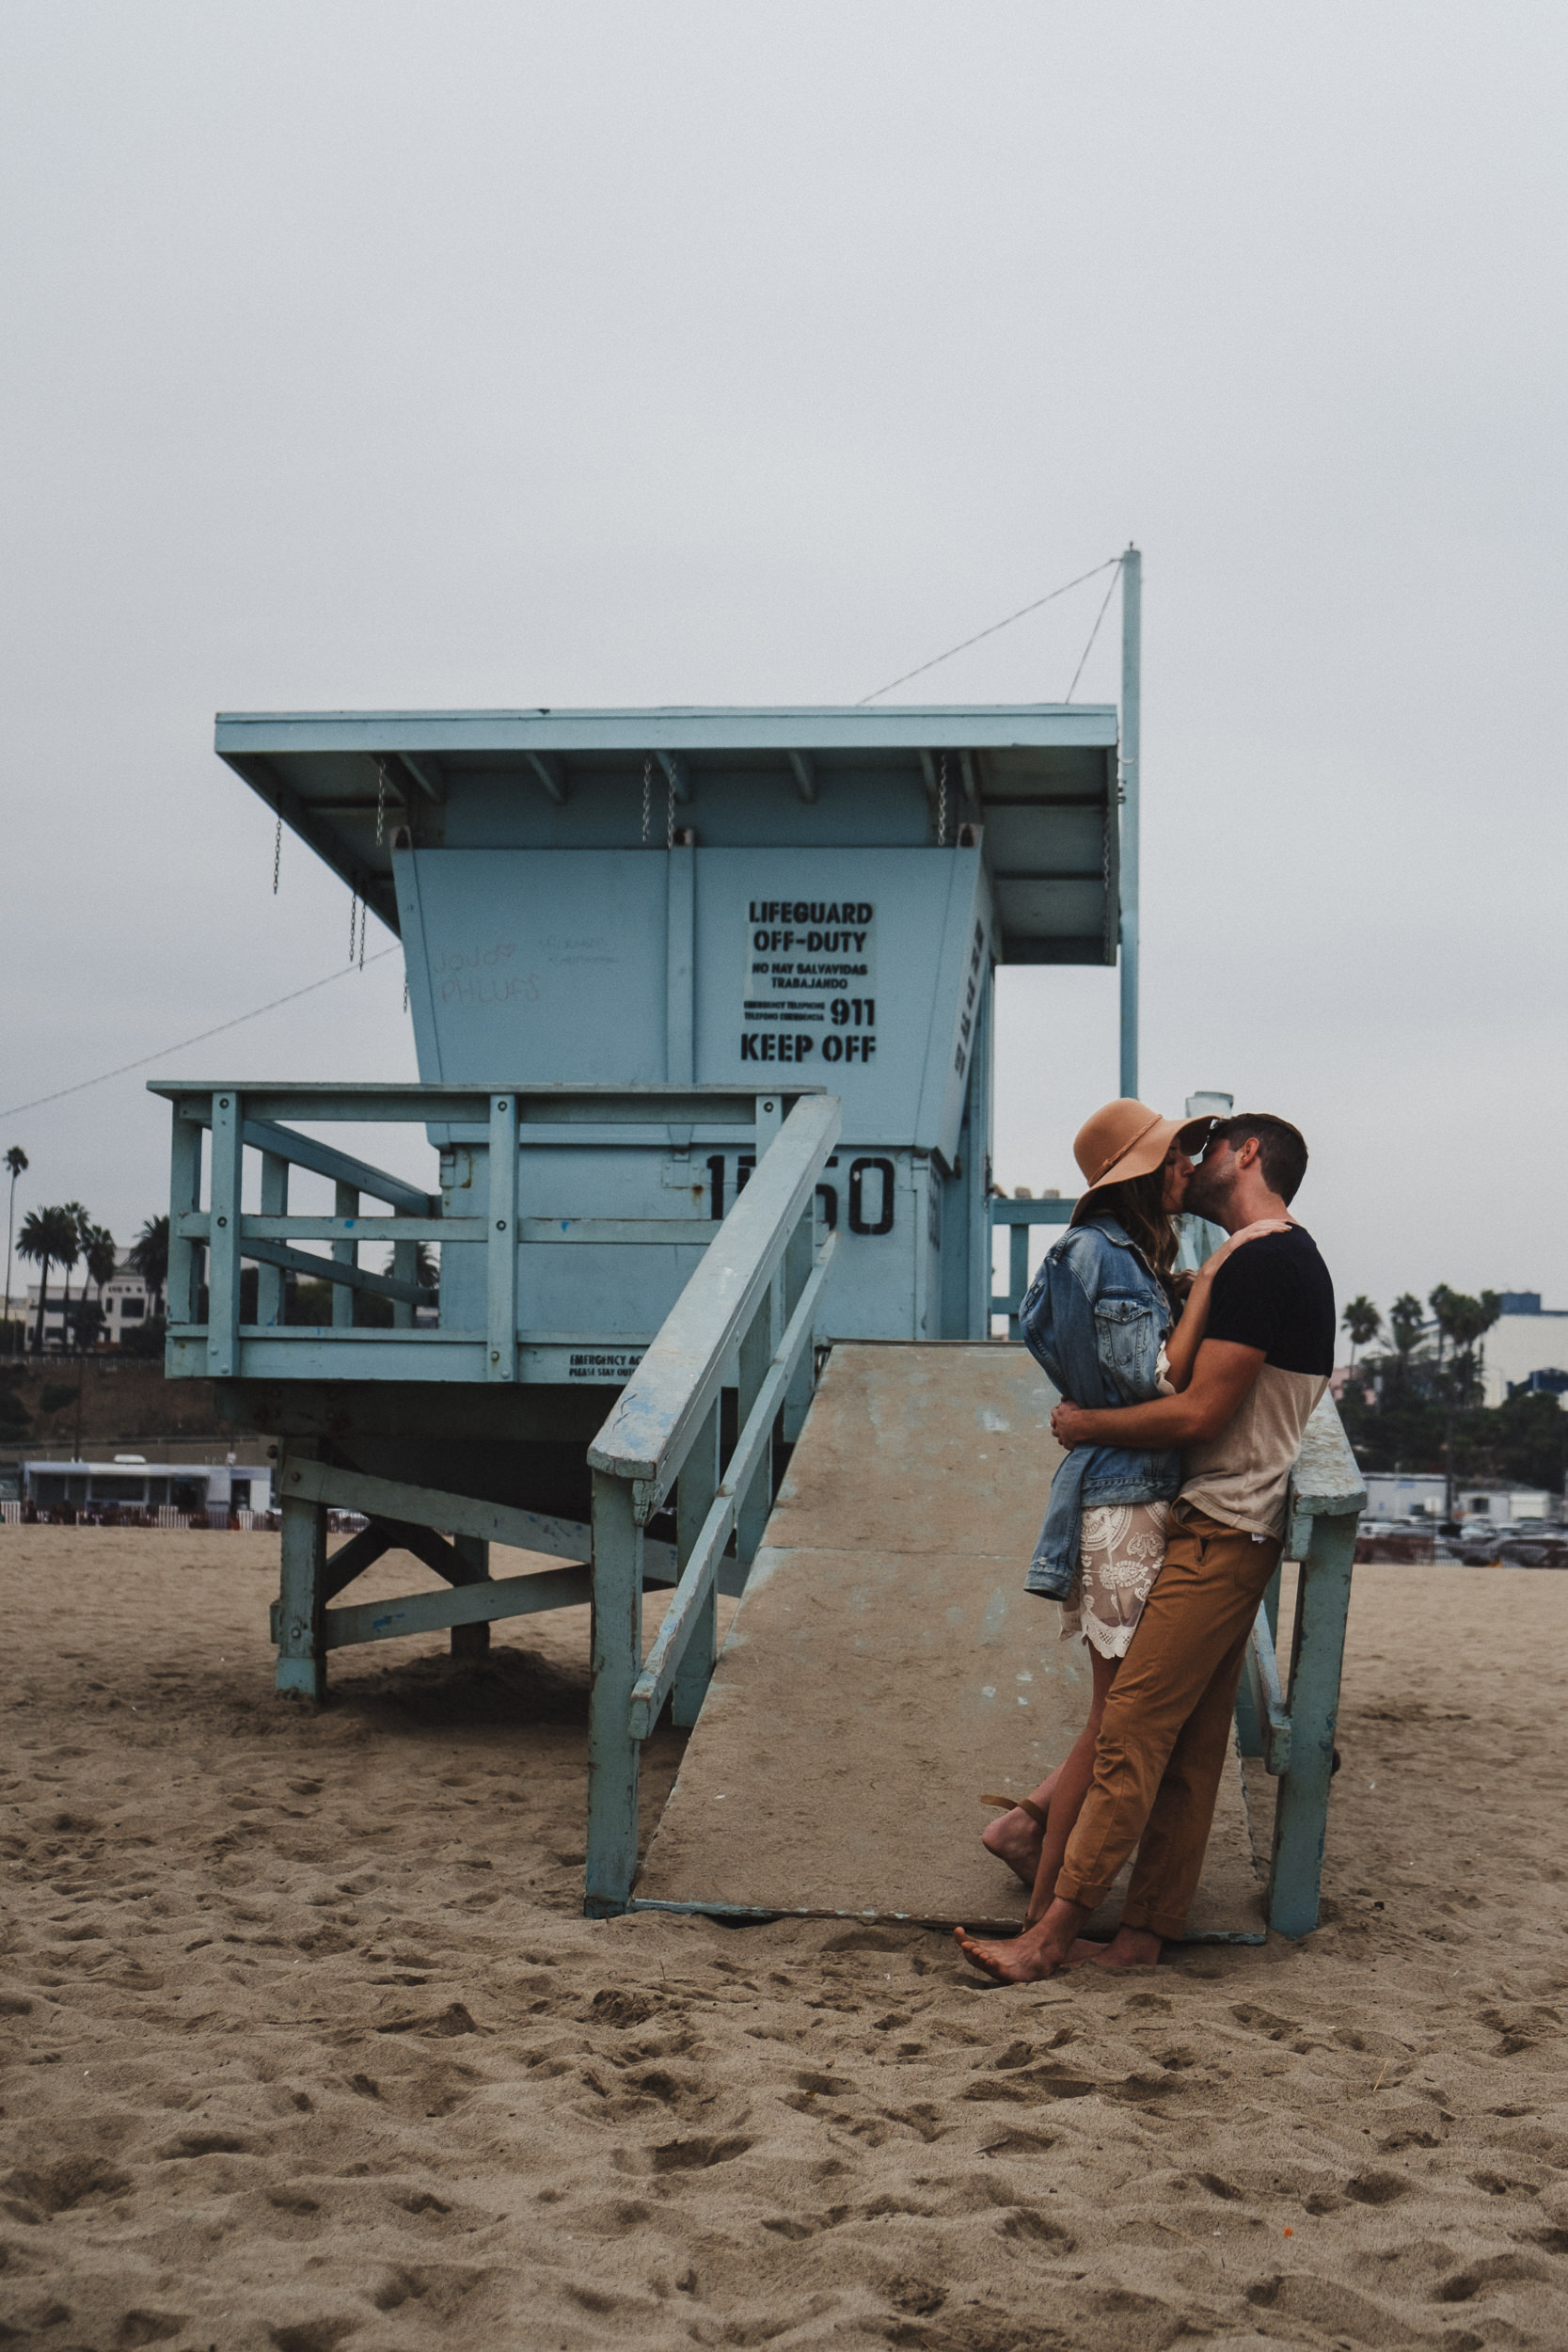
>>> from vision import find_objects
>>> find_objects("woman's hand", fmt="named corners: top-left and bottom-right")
top-left (1051, 1398), bottom-right (1090, 1449)
top-left (1202, 1216), bottom-right (1291, 1277)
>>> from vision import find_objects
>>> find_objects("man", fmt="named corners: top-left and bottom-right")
top-left (957, 1112), bottom-right (1336, 1981)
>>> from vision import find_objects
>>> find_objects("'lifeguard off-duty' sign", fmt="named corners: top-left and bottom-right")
top-left (742, 898), bottom-right (877, 1066)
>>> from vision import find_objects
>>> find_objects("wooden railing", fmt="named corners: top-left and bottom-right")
top-left (1238, 1394), bottom-right (1367, 1936)
top-left (582, 1092), bottom-right (841, 1913)
top-left (989, 1194), bottom-right (1075, 1337)
top-left (148, 1080), bottom-right (819, 1386)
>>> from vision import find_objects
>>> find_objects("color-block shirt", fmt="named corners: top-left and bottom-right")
top-left (1180, 1223), bottom-right (1336, 1538)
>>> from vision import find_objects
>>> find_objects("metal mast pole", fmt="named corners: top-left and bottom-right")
top-left (1118, 545), bottom-right (1141, 1099)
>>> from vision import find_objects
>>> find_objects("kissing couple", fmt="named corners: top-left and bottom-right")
top-left (958, 1098), bottom-right (1336, 1981)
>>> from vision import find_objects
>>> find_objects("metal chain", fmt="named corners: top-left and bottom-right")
top-left (272, 808), bottom-right (281, 894)
top-left (403, 972), bottom-right (409, 1014)
top-left (667, 765), bottom-right (675, 850)
top-left (938, 753), bottom-right (948, 848)
top-left (375, 761), bottom-right (388, 846)
top-left (348, 891), bottom-right (357, 966)
top-left (358, 896), bottom-right (366, 970)
top-left (642, 755), bottom-right (652, 847)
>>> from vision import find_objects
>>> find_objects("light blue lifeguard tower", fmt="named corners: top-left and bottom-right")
top-left (152, 564), bottom-right (1363, 1932)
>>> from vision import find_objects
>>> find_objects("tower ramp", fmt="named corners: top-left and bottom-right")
top-left (632, 1343), bottom-right (1265, 1939)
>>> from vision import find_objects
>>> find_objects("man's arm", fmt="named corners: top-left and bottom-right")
top-left (1051, 1338), bottom-right (1265, 1451)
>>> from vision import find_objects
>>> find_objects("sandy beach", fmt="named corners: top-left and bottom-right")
top-left (4, 1529), bottom-right (1567, 2350)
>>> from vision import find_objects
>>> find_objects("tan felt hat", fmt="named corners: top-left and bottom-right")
top-left (1068, 1098), bottom-right (1211, 1227)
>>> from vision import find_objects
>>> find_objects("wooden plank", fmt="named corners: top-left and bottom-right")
top-left (229, 1216), bottom-right (475, 1241)
top-left (234, 1232), bottom-right (428, 1306)
top-left (1269, 1511), bottom-right (1356, 1937)
top-left (517, 1218), bottom-right (721, 1245)
top-left (276, 1441), bottom-right (326, 1700)
top-left (322, 1562), bottom-right (590, 1650)
top-left (1237, 1604), bottom-right (1291, 1773)
top-left (322, 1519), bottom-right (394, 1601)
top-left (633, 1344), bottom-right (1265, 1938)
top-left (782, 1207), bottom-right (815, 1443)
top-left (1289, 1391), bottom-right (1368, 1537)
top-left (166, 1114), bottom-right (203, 1327)
top-left (241, 1116), bottom-right (436, 1215)
top-left (223, 1215), bottom-right (719, 1246)
top-left (488, 1091), bottom-right (519, 1382)
top-left (206, 1091), bottom-right (243, 1379)
top-left (735, 1281), bottom-right (775, 1569)
top-left (333, 1182), bottom-right (357, 1329)
top-left (255, 1153), bottom-right (289, 1327)
top-left (275, 1464), bottom-right (679, 1581)
top-left (279, 1457), bottom-right (587, 1556)
top-left (586, 1472), bottom-right (642, 1916)
top-left (672, 1399), bottom-right (719, 1729)
top-left (449, 1532), bottom-right (491, 1660)
top-left (627, 1235), bottom-right (836, 1736)
top-left (666, 841), bottom-right (696, 1085)
top-left (392, 1235), bottom-right (416, 1332)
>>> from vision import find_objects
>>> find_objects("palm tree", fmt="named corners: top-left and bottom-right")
top-left (1387, 1293), bottom-right (1426, 1359)
top-left (130, 1215), bottom-right (169, 1317)
top-left (1428, 1285), bottom-right (1503, 1518)
top-left (83, 1225), bottom-right (118, 1346)
top-left (55, 1203), bottom-right (88, 1340)
top-left (1341, 1295), bottom-right (1381, 1370)
top-left (17, 1204), bottom-right (78, 1353)
top-left (3, 1145), bottom-right (26, 1355)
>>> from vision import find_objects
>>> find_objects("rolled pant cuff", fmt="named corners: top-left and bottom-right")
top-left (1053, 1869), bottom-right (1109, 1914)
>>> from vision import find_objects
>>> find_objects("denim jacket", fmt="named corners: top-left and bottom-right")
top-left (1018, 1214), bottom-right (1181, 1600)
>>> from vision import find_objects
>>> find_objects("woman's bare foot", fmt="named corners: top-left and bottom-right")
top-left (954, 1896), bottom-right (1091, 1982)
top-left (980, 1803), bottom-right (1046, 1889)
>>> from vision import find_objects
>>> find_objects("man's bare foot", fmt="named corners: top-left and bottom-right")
top-left (980, 1802), bottom-right (1046, 1889)
top-left (1084, 1926), bottom-right (1162, 1970)
top-left (954, 1895), bottom-right (1090, 1983)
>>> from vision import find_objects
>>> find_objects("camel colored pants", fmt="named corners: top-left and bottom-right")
top-left (1054, 1503), bottom-right (1282, 1943)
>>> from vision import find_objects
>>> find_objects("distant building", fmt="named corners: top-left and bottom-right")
top-left (1361, 1470), bottom-right (1559, 1526)
top-left (21, 1256), bottom-right (153, 1351)
top-left (1481, 1294), bottom-right (1568, 1406)
top-left (1452, 1485), bottom-right (1557, 1526)
top-left (1362, 1472), bottom-right (1447, 1522)
top-left (20, 1458), bottom-right (272, 1513)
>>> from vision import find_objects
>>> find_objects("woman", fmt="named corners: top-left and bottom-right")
top-left (980, 1096), bottom-right (1285, 1930)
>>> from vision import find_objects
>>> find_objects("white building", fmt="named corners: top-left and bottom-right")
top-left (1361, 1470), bottom-right (1558, 1526)
top-left (1362, 1471), bottom-right (1447, 1521)
top-left (1452, 1485), bottom-right (1556, 1525)
top-left (1481, 1294), bottom-right (1568, 1407)
top-left (18, 1256), bottom-right (154, 1350)
top-left (20, 1457), bottom-right (272, 1513)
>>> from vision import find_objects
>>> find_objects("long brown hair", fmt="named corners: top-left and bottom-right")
top-left (1090, 1164), bottom-right (1178, 1276)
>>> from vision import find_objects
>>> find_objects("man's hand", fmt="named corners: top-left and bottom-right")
top-left (1046, 1339), bottom-right (1266, 1453)
top-left (1051, 1398), bottom-right (1089, 1449)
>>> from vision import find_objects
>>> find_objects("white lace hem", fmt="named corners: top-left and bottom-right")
top-left (1058, 1498), bottom-right (1172, 1659)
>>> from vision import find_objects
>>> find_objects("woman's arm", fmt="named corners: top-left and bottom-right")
top-left (1162, 1218), bottom-right (1291, 1392)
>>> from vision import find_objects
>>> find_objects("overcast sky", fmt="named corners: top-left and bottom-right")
top-left (2, 2), bottom-right (1564, 1327)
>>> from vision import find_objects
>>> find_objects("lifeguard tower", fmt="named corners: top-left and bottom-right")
top-left (153, 564), bottom-right (1363, 1932)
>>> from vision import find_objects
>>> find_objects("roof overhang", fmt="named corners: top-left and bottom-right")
top-left (215, 704), bottom-right (1121, 965)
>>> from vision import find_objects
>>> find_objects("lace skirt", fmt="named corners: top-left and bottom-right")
top-left (1059, 1499), bottom-right (1173, 1661)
